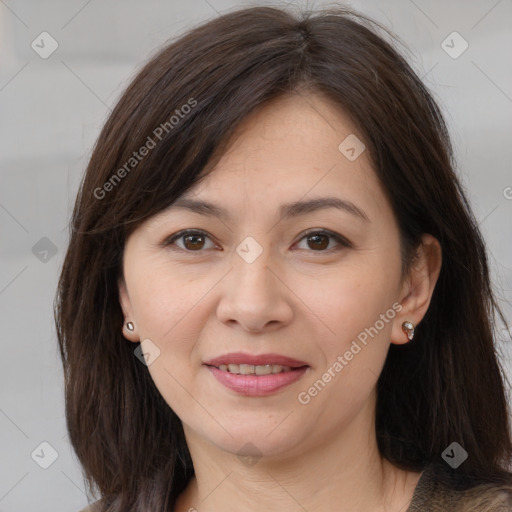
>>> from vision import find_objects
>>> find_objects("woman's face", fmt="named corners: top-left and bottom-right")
top-left (119, 92), bottom-right (418, 459)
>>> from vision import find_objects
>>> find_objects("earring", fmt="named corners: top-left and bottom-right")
top-left (126, 322), bottom-right (134, 332)
top-left (402, 321), bottom-right (415, 341)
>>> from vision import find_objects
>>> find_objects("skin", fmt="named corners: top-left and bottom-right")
top-left (119, 92), bottom-right (442, 512)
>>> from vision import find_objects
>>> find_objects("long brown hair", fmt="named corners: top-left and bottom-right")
top-left (54, 5), bottom-right (512, 510)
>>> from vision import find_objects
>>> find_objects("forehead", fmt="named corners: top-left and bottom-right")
top-left (179, 93), bottom-right (387, 222)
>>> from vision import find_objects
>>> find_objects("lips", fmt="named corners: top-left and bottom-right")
top-left (203, 352), bottom-right (309, 369)
top-left (206, 365), bottom-right (308, 396)
top-left (203, 352), bottom-right (310, 396)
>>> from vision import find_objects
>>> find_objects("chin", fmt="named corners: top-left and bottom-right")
top-left (198, 423), bottom-right (303, 458)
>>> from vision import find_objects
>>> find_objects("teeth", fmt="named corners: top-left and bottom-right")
top-left (240, 364), bottom-right (255, 374)
top-left (217, 363), bottom-right (293, 375)
top-left (255, 364), bottom-right (272, 375)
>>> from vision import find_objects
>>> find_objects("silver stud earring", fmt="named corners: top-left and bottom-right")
top-left (126, 322), bottom-right (134, 332)
top-left (402, 321), bottom-right (415, 341)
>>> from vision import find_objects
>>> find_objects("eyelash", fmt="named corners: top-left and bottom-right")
top-left (163, 228), bottom-right (351, 254)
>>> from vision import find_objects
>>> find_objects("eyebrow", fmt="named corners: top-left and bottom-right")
top-left (168, 196), bottom-right (370, 223)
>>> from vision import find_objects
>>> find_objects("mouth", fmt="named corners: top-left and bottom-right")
top-left (208, 363), bottom-right (301, 375)
top-left (203, 352), bottom-right (309, 371)
top-left (203, 352), bottom-right (310, 396)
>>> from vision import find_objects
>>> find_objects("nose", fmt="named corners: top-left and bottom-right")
top-left (215, 245), bottom-right (294, 333)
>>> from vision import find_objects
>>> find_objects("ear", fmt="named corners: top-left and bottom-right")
top-left (118, 276), bottom-right (139, 343)
top-left (391, 233), bottom-right (442, 345)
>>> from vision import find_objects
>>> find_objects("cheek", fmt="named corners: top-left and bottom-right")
top-left (128, 261), bottom-right (216, 393)
top-left (295, 268), bottom-right (398, 424)
top-left (300, 261), bottom-right (398, 346)
top-left (129, 260), bottom-right (204, 341)
top-left (131, 269), bottom-right (205, 414)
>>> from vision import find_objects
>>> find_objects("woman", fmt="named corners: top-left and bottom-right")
top-left (55, 5), bottom-right (512, 511)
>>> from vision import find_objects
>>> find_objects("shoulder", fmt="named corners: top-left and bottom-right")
top-left (409, 463), bottom-right (512, 512)
top-left (454, 484), bottom-right (512, 512)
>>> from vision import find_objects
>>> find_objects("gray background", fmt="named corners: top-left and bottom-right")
top-left (1, 0), bottom-right (511, 510)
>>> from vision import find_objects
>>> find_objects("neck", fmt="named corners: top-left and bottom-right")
top-left (175, 397), bottom-right (421, 512)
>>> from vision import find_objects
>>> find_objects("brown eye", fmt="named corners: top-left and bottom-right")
top-left (295, 230), bottom-right (351, 252)
top-left (164, 230), bottom-right (216, 252)
top-left (182, 233), bottom-right (206, 250)
top-left (306, 233), bottom-right (329, 250)
top-left (164, 228), bottom-right (350, 254)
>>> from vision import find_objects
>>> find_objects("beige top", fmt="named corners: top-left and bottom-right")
top-left (78, 464), bottom-right (512, 512)
top-left (406, 463), bottom-right (512, 511)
